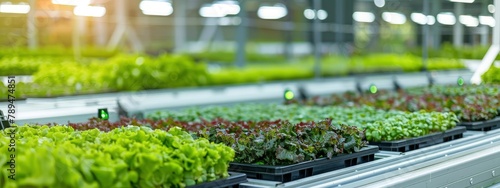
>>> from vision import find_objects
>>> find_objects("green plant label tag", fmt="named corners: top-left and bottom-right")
top-left (98, 108), bottom-right (109, 120)
top-left (284, 89), bottom-right (294, 100)
top-left (369, 84), bottom-right (378, 94)
top-left (457, 77), bottom-right (464, 86)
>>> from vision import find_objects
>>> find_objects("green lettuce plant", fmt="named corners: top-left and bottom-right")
top-left (0, 125), bottom-right (234, 188)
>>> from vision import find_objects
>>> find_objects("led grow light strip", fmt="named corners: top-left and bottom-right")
top-left (73, 5), bottom-right (106, 17)
top-left (0, 3), bottom-right (30, 14)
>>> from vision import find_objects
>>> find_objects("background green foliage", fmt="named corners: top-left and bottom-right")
top-left (0, 47), bottom-right (468, 99)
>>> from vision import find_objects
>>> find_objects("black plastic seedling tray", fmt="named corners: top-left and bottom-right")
top-left (188, 172), bottom-right (248, 188)
top-left (369, 126), bottom-right (466, 152)
top-left (228, 145), bottom-right (378, 183)
top-left (458, 117), bottom-right (500, 131)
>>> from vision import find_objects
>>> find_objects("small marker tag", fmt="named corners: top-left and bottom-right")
top-left (98, 108), bottom-right (109, 120)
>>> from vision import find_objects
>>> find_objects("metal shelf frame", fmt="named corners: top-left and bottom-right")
top-left (246, 129), bottom-right (500, 188)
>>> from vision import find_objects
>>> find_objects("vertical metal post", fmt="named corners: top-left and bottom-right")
top-left (174, 0), bottom-right (186, 53)
top-left (94, 18), bottom-right (106, 46)
top-left (367, 3), bottom-right (380, 51)
top-left (422, 0), bottom-right (430, 71)
top-left (313, 0), bottom-right (322, 79)
top-left (94, 7), bottom-right (106, 46)
top-left (453, 2), bottom-right (464, 47)
top-left (108, 0), bottom-right (126, 49)
top-left (283, 0), bottom-right (293, 61)
top-left (235, 0), bottom-right (247, 68)
top-left (73, 16), bottom-right (84, 59)
top-left (480, 0), bottom-right (489, 45)
top-left (480, 25), bottom-right (489, 45)
top-left (335, 0), bottom-right (343, 50)
top-left (27, 0), bottom-right (37, 49)
top-left (431, 0), bottom-right (441, 48)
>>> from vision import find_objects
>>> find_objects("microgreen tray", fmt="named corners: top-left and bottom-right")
top-left (228, 146), bottom-right (378, 183)
top-left (458, 117), bottom-right (500, 131)
top-left (369, 126), bottom-right (466, 152)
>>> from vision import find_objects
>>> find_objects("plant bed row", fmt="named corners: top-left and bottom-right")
top-left (64, 117), bottom-right (377, 183)
top-left (299, 85), bottom-right (500, 124)
top-left (0, 125), bottom-right (237, 188)
top-left (64, 110), bottom-right (463, 183)
top-left (67, 117), bottom-right (369, 166)
top-left (67, 103), bottom-right (462, 183)
top-left (405, 84), bottom-right (500, 97)
top-left (228, 145), bottom-right (378, 183)
top-left (148, 104), bottom-right (460, 143)
top-left (369, 126), bottom-right (466, 152)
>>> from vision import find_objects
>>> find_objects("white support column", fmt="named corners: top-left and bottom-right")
top-left (453, 2), bottom-right (464, 47)
top-left (27, 0), bottom-right (37, 49)
top-left (471, 0), bottom-right (500, 84)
